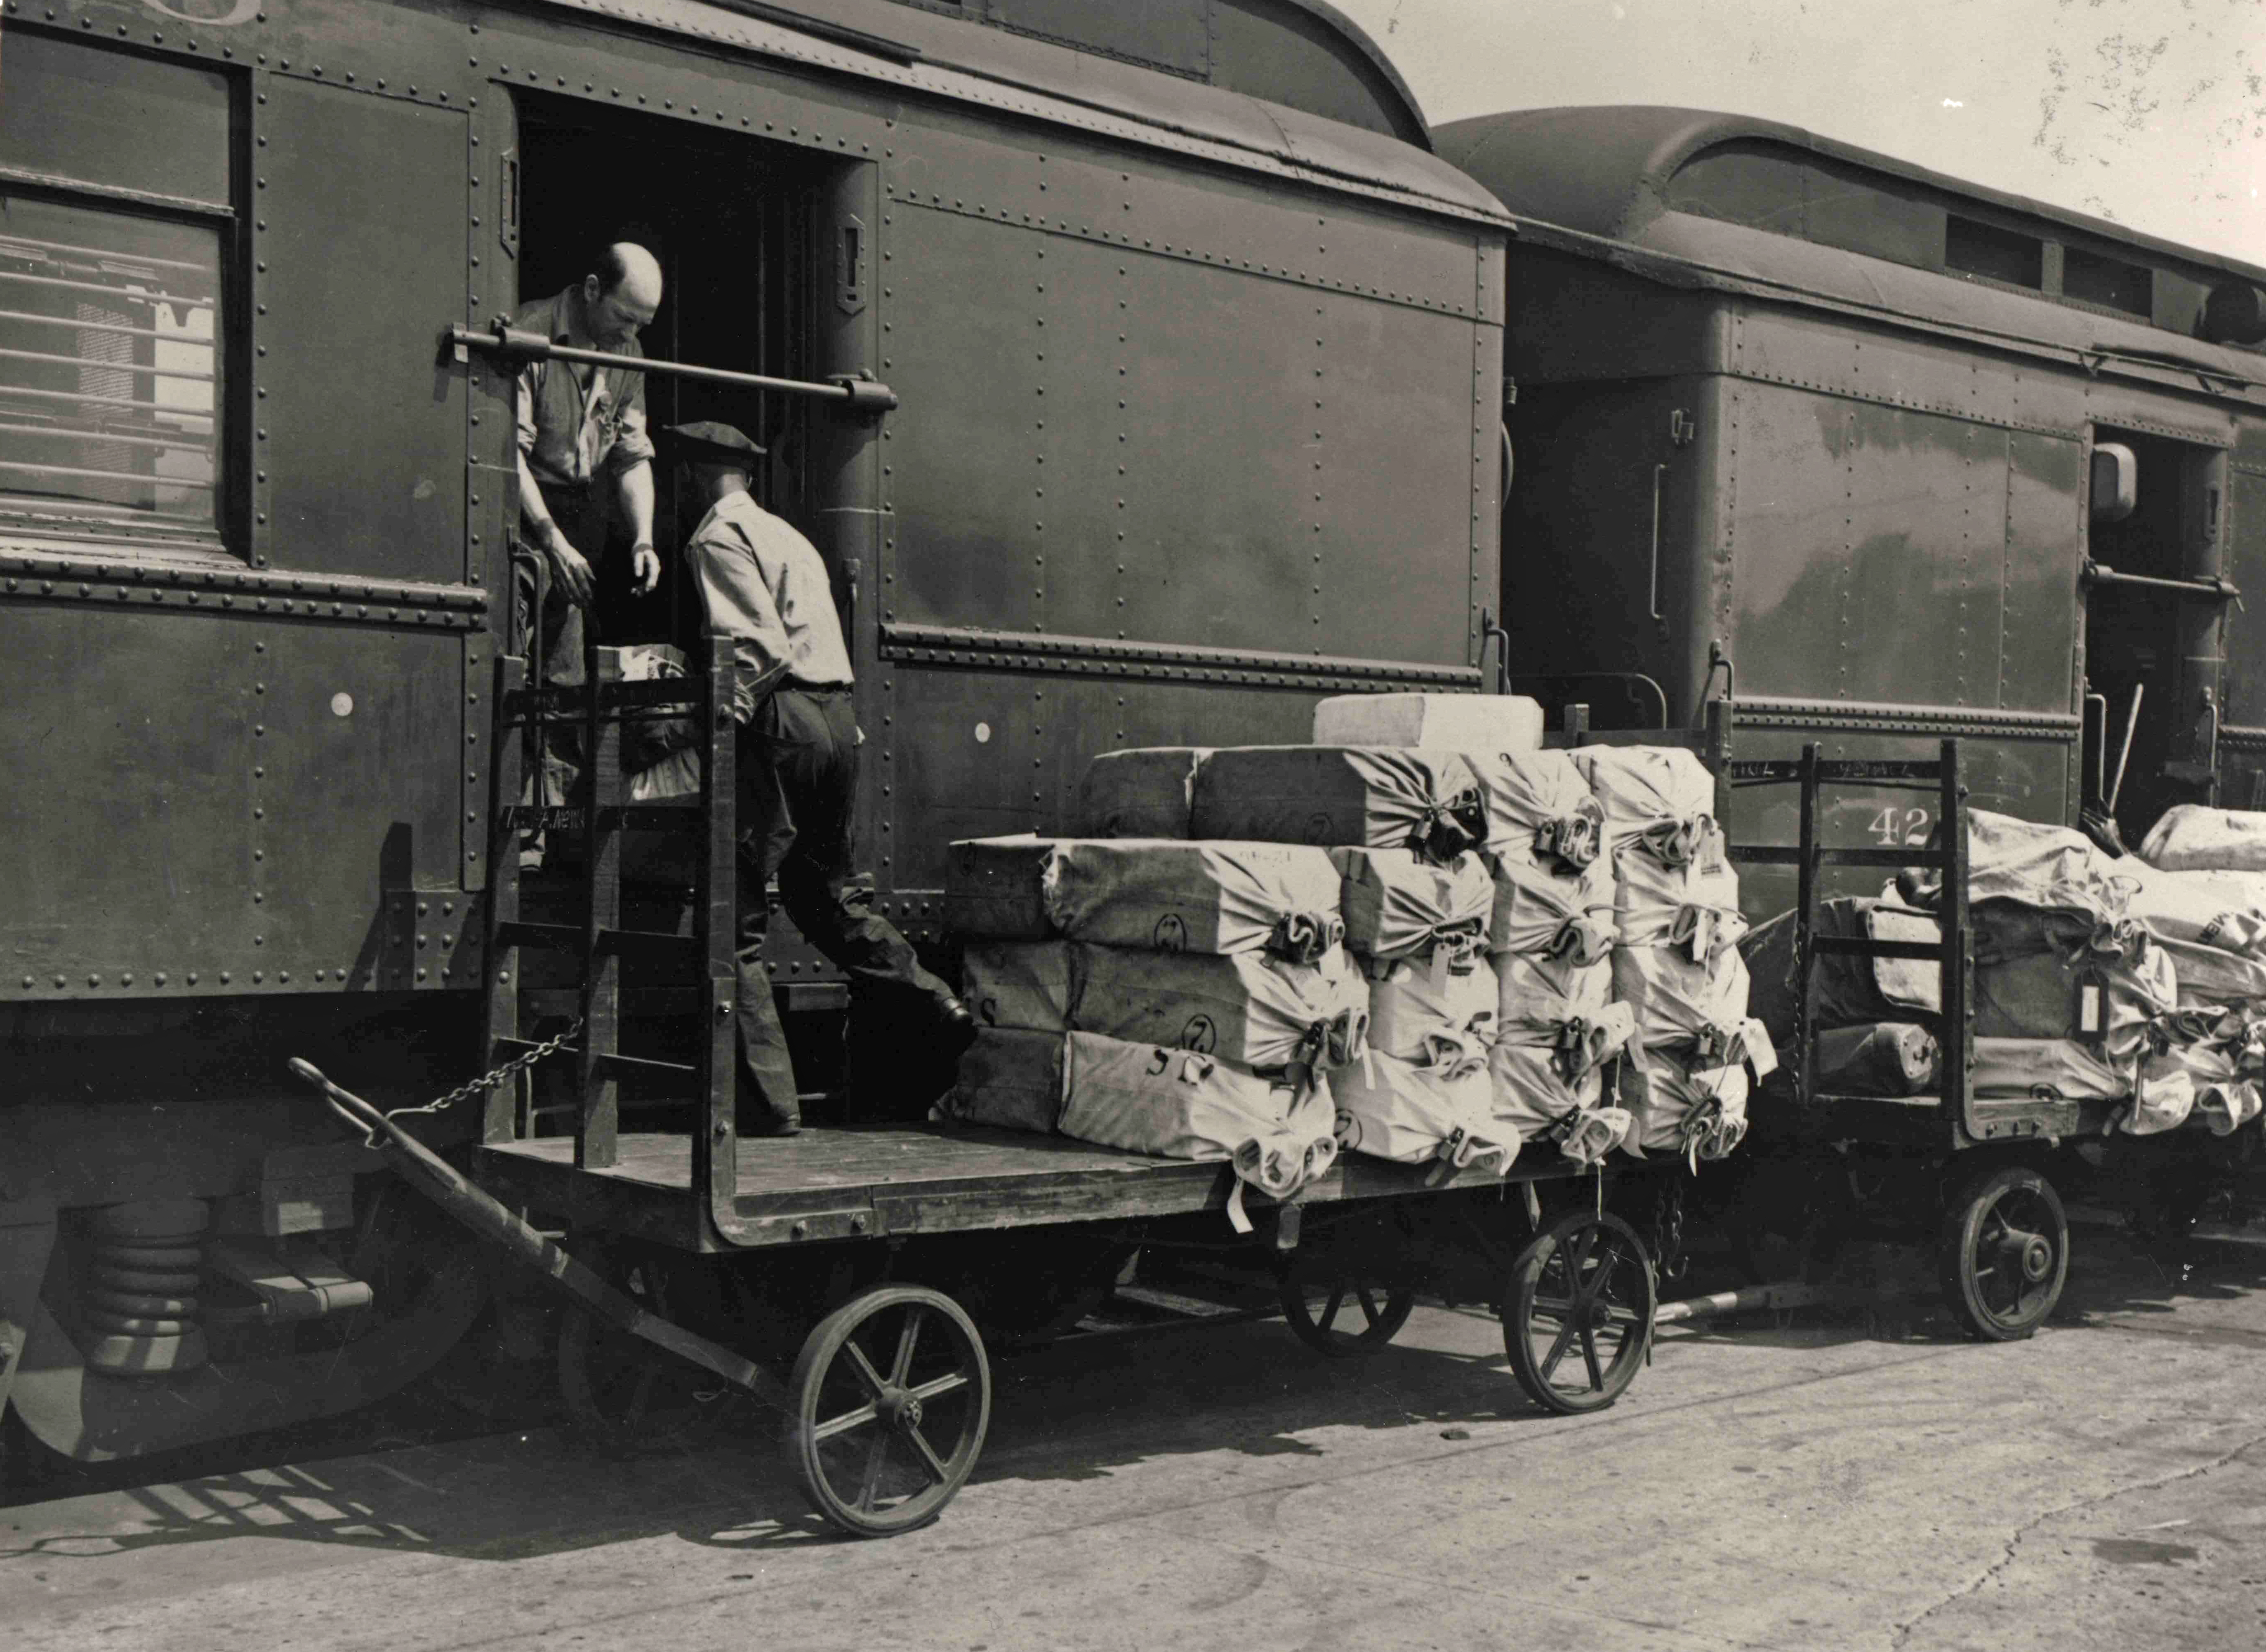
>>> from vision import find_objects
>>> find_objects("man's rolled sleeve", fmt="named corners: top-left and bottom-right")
top-left (515, 361), bottom-right (543, 461)
top-left (602, 370), bottom-right (656, 478)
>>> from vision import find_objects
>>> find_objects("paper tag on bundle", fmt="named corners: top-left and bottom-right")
top-left (1045, 838), bottom-right (1342, 958)
top-left (1075, 942), bottom-right (1369, 1070)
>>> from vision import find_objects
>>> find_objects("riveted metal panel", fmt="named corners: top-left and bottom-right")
top-left (983, 0), bottom-right (1212, 76)
top-left (1835, 401), bottom-right (1982, 707)
top-left (2002, 428), bottom-right (2084, 717)
top-left (1717, 382), bottom-right (1856, 702)
top-left (253, 623), bottom-right (466, 988)
top-left (259, 80), bottom-right (467, 585)
top-left (0, 607), bottom-right (248, 998)
top-left (1314, 293), bottom-right (1482, 665)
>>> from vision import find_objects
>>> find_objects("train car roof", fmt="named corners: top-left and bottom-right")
top-left (527, 0), bottom-right (1510, 228)
top-left (1437, 105), bottom-right (2266, 384)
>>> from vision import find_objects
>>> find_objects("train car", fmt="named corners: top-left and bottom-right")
top-left (0, 0), bottom-right (1508, 1466)
top-left (1437, 107), bottom-right (2266, 914)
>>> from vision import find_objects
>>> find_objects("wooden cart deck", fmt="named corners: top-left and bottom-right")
top-left (476, 1125), bottom-right (1596, 1252)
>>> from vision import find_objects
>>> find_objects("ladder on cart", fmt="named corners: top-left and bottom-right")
top-left (1726, 741), bottom-right (1974, 1137)
top-left (479, 633), bottom-right (744, 1203)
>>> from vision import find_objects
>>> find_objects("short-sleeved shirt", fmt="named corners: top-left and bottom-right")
top-left (687, 490), bottom-right (856, 720)
top-left (513, 285), bottom-right (655, 490)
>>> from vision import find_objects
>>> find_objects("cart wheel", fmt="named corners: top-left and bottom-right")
top-left (1503, 1210), bottom-right (1656, 1415)
top-left (557, 1246), bottom-right (728, 1446)
top-left (1277, 1250), bottom-right (1418, 1358)
top-left (785, 1283), bottom-right (990, 1538)
top-left (1939, 1164), bottom-right (2068, 1341)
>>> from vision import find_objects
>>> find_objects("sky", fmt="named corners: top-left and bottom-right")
top-left (1333, 0), bottom-right (2266, 267)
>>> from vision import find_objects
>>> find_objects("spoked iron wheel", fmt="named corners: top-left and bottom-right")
top-left (557, 1244), bottom-right (732, 1447)
top-left (1277, 1249), bottom-right (1418, 1358)
top-left (785, 1283), bottom-right (991, 1538)
top-left (1939, 1165), bottom-right (2068, 1341)
top-left (1503, 1210), bottom-right (1656, 1415)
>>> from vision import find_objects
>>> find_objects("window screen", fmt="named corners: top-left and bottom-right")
top-left (0, 194), bottom-right (222, 541)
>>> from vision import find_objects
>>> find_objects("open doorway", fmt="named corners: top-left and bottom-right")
top-left (512, 93), bottom-right (834, 647)
top-left (2081, 425), bottom-right (2232, 846)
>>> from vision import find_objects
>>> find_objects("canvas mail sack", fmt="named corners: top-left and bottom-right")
top-left (1614, 939), bottom-right (1753, 1059)
top-left (1074, 942), bottom-right (1369, 1071)
top-left (2138, 804), bottom-right (2266, 873)
top-left (2123, 863), bottom-right (2266, 959)
top-left (1329, 845), bottom-right (1491, 965)
top-left (945, 835), bottom-right (1060, 940)
top-left (1071, 747), bottom-right (1208, 838)
top-left (1569, 746), bottom-right (1717, 857)
top-left (1489, 1006), bottom-right (1637, 1167)
top-left (1620, 1057), bottom-right (1752, 1163)
top-left (1046, 839), bottom-right (1343, 959)
top-left (1190, 746), bottom-right (1488, 866)
top-left (1332, 1031), bottom-right (1518, 1175)
top-left (1493, 951), bottom-right (1612, 1035)
top-left (943, 1026), bottom-right (1064, 1134)
top-left (962, 941), bottom-right (1078, 1033)
top-left (1485, 852), bottom-right (1617, 962)
top-left (1055, 1033), bottom-right (1339, 1199)
top-left (1366, 950), bottom-right (1498, 1059)
top-left (1460, 748), bottom-right (1608, 871)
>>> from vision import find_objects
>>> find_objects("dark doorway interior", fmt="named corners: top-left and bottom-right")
top-left (514, 93), bottom-right (829, 647)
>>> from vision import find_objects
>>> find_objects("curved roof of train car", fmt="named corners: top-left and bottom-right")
top-left (529, 0), bottom-right (1510, 230)
top-left (1438, 105), bottom-right (2266, 394)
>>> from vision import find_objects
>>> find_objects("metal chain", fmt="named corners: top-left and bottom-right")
top-left (361, 1017), bottom-right (585, 1145)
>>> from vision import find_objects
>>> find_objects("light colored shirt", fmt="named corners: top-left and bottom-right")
top-left (512, 286), bottom-right (655, 489)
top-left (687, 489), bottom-right (855, 719)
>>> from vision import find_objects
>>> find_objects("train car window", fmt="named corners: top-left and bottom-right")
top-left (1945, 215), bottom-right (2043, 290)
top-left (0, 32), bottom-right (231, 548)
top-left (2062, 246), bottom-right (2153, 317)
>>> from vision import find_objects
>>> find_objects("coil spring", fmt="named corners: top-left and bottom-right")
top-left (83, 1198), bottom-right (211, 1375)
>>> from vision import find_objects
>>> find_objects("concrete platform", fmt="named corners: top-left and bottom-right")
top-left (6, 1231), bottom-right (2265, 1652)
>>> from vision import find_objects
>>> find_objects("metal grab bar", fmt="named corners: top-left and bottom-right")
top-left (1648, 462), bottom-right (1666, 627)
top-left (445, 321), bottom-right (899, 414)
top-left (2081, 560), bottom-right (2242, 604)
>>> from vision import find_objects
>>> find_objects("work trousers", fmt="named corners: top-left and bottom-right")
top-left (735, 685), bottom-right (956, 1130)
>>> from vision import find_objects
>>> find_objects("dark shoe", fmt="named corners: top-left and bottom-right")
top-left (742, 1113), bottom-right (801, 1139)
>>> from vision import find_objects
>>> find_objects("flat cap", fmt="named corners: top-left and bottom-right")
top-left (659, 420), bottom-right (767, 462)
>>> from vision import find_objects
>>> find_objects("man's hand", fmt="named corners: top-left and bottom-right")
top-left (543, 525), bottom-right (597, 608)
top-left (631, 541), bottom-right (661, 597)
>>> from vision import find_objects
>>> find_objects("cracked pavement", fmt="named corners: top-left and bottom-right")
top-left (6, 1227), bottom-right (2265, 1651)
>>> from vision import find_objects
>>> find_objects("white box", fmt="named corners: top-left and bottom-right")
top-left (1311, 692), bottom-right (1543, 754)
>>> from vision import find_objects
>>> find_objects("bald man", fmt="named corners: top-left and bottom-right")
top-left (511, 245), bottom-right (665, 844)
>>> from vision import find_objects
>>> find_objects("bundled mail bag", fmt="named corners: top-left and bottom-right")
top-left (1057, 1033), bottom-right (1339, 1198)
top-left (1488, 1011), bottom-right (1635, 1166)
top-left (1972, 1037), bottom-right (2132, 1101)
top-left (1331, 1033), bottom-right (1517, 1175)
top-left (962, 940), bottom-right (1079, 1033)
top-left (1046, 839), bottom-right (1343, 960)
top-left (1614, 939), bottom-right (1752, 1057)
top-left (1190, 746), bottom-right (1487, 866)
top-left (1331, 845), bottom-right (1491, 967)
top-left (1907, 810), bottom-right (2136, 932)
top-left (2153, 934), bottom-right (2266, 1010)
top-left (2125, 1047), bottom-right (2200, 1137)
top-left (1615, 817), bottom-right (1744, 940)
top-left (1367, 950), bottom-right (1498, 1059)
top-left (1742, 898), bottom-right (1942, 1041)
top-left (945, 835), bottom-right (1060, 940)
top-left (2123, 863), bottom-right (2266, 959)
top-left (1485, 852), bottom-right (1617, 963)
top-left (1569, 746), bottom-right (1717, 857)
top-left (2138, 804), bottom-right (2266, 873)
top-left (1071, 747), bottom-right (1206, 839)
top-left (1973, 906), bottom-right (2175, 1061)
top-left (1814, 1022), bottom-right (1940, 1097)
top-left (942, 1027), bottom-right (1064, 1134)
top-left (1620, 1056), bottom-right (1751, 1163)
top-left (1493, 951), bottom-right (1612, 1035)
top-left (1461, 748), bottom-right (1607, 874)
top-left (1074, 942), bottom-right (1369, 1071)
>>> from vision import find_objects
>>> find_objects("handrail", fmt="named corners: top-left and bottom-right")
top-left (445, 321), bottom-right (898, 414)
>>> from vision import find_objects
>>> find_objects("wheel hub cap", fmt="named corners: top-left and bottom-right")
top-left (877, 1388), bottom-right (923, 1431)
top-left (1995, 1224), bottom-right (2054, 1282)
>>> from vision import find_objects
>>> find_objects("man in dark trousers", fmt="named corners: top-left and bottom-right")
top-left (665, 421), bottom-right (973, 1134)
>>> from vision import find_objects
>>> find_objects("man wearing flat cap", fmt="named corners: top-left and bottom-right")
top-left (667, 421), bottom-right (973, 1135)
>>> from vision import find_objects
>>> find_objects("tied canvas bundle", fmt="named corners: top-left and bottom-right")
top-left (1055, 1033), bottom-right (1340, 1199)
top-left (2151, 934), bottom-right (2266, 1011)
top-left (1614, 818), bottom-right (1744, 946)
top-left (1494, 951), bottom-right (1612, 1035)
top-left (1485, 853), bottom-right (1617, 961)
top-left (1329, 845), bottom-right (1491, 966)
top-left (1460, 748), bottom-right (1609, 874)
top-left (1814, 1022), bottom-right (1940, 1097)
top-left (1569, 745), bottom-right (1717, 859)
top-left (962, 941), bottom-right (1078, 1033)
top-left (2138, 805), bottom-right (2266, 874)
top-left (1488, 1002), bottom-right (1637, 1165)
top-left (1074, 942), bottom-right (1370, 1073)
top-left (1620, 1051), bottom-right (1759, 1165)
top-left (1974, 1036), bottom-right (2133, 1102)
top-left (1366, 950), bottom-right (1498, 1060)
top-left (1189, 746), bottom-right (1489, 866)
top-left (2131, 1008), bottom-right (2266, 1136)
top-left (2123, 863), bottom-right (2266, 960)
top-left (1971, 905), bottom-right (2176, 1063)
top-left (1331, 1030), bottom-right (1518, 1176)
top-left (1045, 839), bottom-right (1344, 960)
top-left (1614, 939), bottom-right (1753, 1059)
top-left (942, 1027), bottom-right (1065, 1134)
top-left (1071, 747), bottom-right (1209, 838)
top-left (944, 835), bottom-right (1060, 940)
